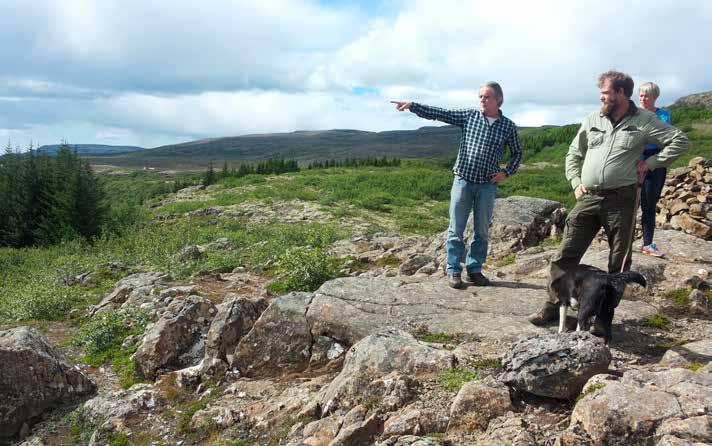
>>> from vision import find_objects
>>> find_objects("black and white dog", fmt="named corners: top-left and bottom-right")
top-left (549, 264), bottom-right (647, 344)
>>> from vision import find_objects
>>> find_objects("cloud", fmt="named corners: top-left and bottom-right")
top-left (1, 0), bottom-right (712, 148)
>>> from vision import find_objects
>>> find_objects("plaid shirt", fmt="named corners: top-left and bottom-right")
top-left (410, 103), bottom-right (522, 183)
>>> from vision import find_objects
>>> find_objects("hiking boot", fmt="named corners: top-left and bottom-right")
top-left (590, 318), bottom-right (606, 337)
top-left (448, 274), bottom-right (464, 289)
top-left (467, 271), bottom-right (491, 286)
top-left (528, 303), bottom-right (558, 326)
top-left (641, 243), bottom-right (664, 257)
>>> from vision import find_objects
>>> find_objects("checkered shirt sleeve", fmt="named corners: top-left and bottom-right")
top-left (410, 103), bottom-right (522, 183)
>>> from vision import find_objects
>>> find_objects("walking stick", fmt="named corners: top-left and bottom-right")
top-left (620, 180), bottom-right (643, 273)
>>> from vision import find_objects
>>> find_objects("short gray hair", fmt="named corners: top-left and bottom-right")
top-left (481, 81), bottom-right (504, 106)
top-left (639, 82), bottom-right (661, 99)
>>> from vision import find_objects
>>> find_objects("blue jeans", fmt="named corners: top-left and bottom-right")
top-left (640, 167), bottom-right (666, 246)
top-left (446, 177), bottom-right (498, 275)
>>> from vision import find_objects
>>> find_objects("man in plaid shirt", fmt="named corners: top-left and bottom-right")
top-left (392, 82), bottom-right (522, 288)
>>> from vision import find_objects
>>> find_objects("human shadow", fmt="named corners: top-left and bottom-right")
top-left (473, 280), bottom-right (546, 290)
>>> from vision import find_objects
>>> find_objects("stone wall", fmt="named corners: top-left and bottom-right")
top-left (655, 156), bottom-right (712, 240)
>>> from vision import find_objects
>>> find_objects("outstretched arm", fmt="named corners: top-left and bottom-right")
top-left (391, 100), bottom-right (470, 127)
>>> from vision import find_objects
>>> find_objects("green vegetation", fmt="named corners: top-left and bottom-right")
top-left (576, 383), bottom-right (606, 402)
top-left (266, 225), bottom-right (344, 292)
top-left (412, 327), bottom-right (458, 344)
top-left (683, 362), bottom-right (705, 372)
top-left (438, 366), bottom-right (479, 392)
top-left (468, 358), bottom-right (503, 369)
top-left (0, 144), bottom-right (105, 247)
top-left (642, 313), bottom-right (670, 329)
top-left (663, 288), bottom-right (691, 308)
top-left (496, 253), bottom-right (516, 267)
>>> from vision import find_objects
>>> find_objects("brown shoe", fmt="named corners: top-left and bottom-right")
top-left (467, 272), bottom-right (491, 286)
top-left (528, 303), bottom-right (559, 326)
top-left (448, 274), bottom-right (464, 289)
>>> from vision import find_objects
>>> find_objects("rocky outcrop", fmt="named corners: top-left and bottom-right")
top-left (319, 329), bottom-right (452, 415)
top-left (87, 272), bottom-right (170, 316)
top-left (0, 327), bottom-right (95, 440)
top-left (659, 339), bottom-right (712, 368)
top-left (500, 332), bottom-right (611, 400)
top-left (447, 378), bottom-right (513, 431)
top-left (205, 295), bottom-right (267, 364)
top-left (132, 295), bottom-right (216, 380)
top-left (565, 369), bottom-right (712, 445)
top-left (231, 292), bottom-right (315, 377)
top-left (657, 157), bottom-right (712, 240)
top-left (673, 91), bottom-right (712, 109)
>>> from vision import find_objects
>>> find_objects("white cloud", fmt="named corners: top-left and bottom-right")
top-left (1, 0), bottom-right (712, 148)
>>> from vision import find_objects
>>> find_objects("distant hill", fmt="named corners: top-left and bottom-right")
top-left (84, 126), bottom-right (479, 169)
top-left (39, 144), bottom-right (145, 156)
top-left (672, 91), bottom-right (712, 109)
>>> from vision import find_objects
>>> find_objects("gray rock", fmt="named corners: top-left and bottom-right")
top-left (656, 415), bottom-right (712, 445)
top-left (0, 327), bottom-right (96, 440)
top-left (205, 295), bottom-right (267, 364)
top-left (81, 384), bottom-right (162, 425)
top-left (88, 272), bottom-right (168, 316)
top-left (568, 369), bottom-right (712, 445)
top-left (308, 277), bottom-right (549, 346)
top-left (319, 329), bottom-right (451, 415)
top-left (328, 412), bottom-right (384, 446)
top-left (178, 244), bottom-right (203, 261)
top-left (448, 378), bottom-right (512, 431)
top-left (488, 196), bottom-right (566, 255)
top-left (232, 293), bottom-right (314, 377)
top-left (659, 339), bottom-right (712, 368)
top-left (399, 254), bottom-right (434, 276)
top-left (133, 295), bottom-right (216, 380)
top-left (377, 436), bottom-right (447, 446)
top-left (500, 332), bottom-right (611, 399)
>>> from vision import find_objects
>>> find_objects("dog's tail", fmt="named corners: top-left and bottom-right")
top-left (611, 271), bottom-right (647, 288)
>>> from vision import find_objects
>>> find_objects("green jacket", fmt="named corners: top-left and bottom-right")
top-left (566, 102), bottom-right (689, 190)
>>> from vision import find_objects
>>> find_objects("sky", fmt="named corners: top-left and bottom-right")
top-left (1, 0), bottom-right (712, 149)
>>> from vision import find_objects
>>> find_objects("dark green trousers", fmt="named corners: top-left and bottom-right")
top-left (547, 184), bottom-right (637, 305)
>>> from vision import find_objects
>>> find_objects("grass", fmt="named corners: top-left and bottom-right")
top-left (683, 362), bottom-right (705, 372)
top-left (642, 313), bottom-right (670, 329)
top-left (375, 254), bottom-right (402, 268)
top-left (663, 288), bottom-right (691, 309)
top-left (438, 366), bottom-right (479, 392)
top-left (468, 358), bottom-right (503, 369)
top-left (0, 220), bottom-right (346, 324)
top-left (412, 327), bottom-right (458, 344)
top-left (576, 383), bottom-right (606, 402)
top-left (496, 253), bottom-right (516, 267)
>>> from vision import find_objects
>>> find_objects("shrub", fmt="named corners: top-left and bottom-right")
top-left (642, 313), bottom-right (670, 329)
top-left (438, 366), bottom-right (479, 392)
top-left (269, 246), bottom-right (342, 292)
top-left (72, 309), bottom-right (149, 365)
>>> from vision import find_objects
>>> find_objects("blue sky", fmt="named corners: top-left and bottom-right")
top-left (1, 0), bottom-right (712, 149)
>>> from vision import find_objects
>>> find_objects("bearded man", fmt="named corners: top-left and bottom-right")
top-left (528, 70), bottom-right (689, 328)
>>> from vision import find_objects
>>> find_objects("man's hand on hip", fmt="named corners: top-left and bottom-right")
top-left (636, 159), bottom-right (649, 184)
top-left (490, 171), bottom-right (507, 184)
top-left (390, 101), bottom-right (412, 111)
top-left (574, 183), bottom-right (588, 200)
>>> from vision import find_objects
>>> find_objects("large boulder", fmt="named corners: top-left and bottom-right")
top-left (205, 295), bottom-right (267, 364)
top-left (88, 272), bottom-right (168, 316)
top-left (308, 277), bottom-right (549, 346)
top-left (132, 295), bottom-right (216, 380)
top-left (659, 339), bottom-right (712, 368)
top-left (231, 293), bottom-right (314, 377)
top-left (448, 378), bottom-right (513, 431)
top-left (566, 369), bottom-right (712, 445)
top-left (0, 327), bottom-right (95, 440)
top-left (319, 329), bottom-right (452, 415)
top-left (500, 332), bottom-right (611, 399)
